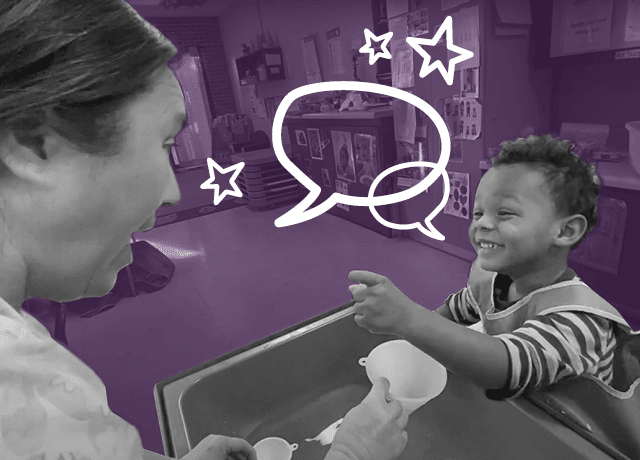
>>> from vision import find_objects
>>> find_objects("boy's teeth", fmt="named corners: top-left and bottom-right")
top-left (480, 242), bottom-right (500, 249)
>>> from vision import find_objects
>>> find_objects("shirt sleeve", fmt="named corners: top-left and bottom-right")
top-left (444, 287), bottom-right (482, 326)
top-left (0, 314), bottom-right (144, 460)
top-left (486, 311), bottom-right (616, 400)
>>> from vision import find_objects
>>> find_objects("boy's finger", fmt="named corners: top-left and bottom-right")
top-left (397, 406), bottom-right (410, 428)
top-left (370, 377), bottom-right (391, 400)
top-left (348, 283), bottom-right (367, 301)
top-left (354, 313), bottom-right (365, 328)
top-left (225, 438), bottom-right (257, 460)
top-left (349, 270), bottom-right (383, 287)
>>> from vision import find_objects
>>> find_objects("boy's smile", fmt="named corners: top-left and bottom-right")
top-left (469, 164), bottom-right (566, 278)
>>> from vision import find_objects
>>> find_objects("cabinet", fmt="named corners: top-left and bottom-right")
top-left (567, 185), bottom-right (639, 319)
top-left (235, 48), bottom-right (285, 86)
top-left (284, 108), bottom-right (398, 238)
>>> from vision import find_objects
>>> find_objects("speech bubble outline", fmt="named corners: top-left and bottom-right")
top-left (271, 81), bottom-right (450, 239)
top-left (368, 161), bottom-right (450, 241)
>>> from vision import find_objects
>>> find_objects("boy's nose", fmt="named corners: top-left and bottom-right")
top-left (475, 215), bottom-right (495, 230)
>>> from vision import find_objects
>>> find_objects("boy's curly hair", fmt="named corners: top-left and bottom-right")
top-left (492, 134), bottom-right (600, 250)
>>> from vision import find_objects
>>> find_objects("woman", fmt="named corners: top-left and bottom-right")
top-left (0, 1), bottom-right (409, 459)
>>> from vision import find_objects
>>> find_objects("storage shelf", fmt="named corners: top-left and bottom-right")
top-left (235, 48), bottom-right (285, 85)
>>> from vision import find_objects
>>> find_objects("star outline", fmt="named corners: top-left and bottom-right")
top-left (359, 29), bottom-right (393, 65)
top-left (200, 158), bottom-right (245, 206)
top-left (406, 16), bottom-right (474, 85)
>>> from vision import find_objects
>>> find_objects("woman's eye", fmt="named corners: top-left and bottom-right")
top-left (164, 144), bottom-right (175, 154)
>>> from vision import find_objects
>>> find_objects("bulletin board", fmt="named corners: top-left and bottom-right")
top-left (533, 0), bottom-right (640, 66)
top-left (550, 0), bottom-right (640, 57)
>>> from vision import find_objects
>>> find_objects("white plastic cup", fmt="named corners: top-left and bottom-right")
top-left (358, 340), bottom-right (447, 415)
top-left (253, 437), bottom-right (298, 460)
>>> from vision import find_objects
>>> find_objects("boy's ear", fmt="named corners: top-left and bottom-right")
top-left (555, 214), bottom-right (588, 248)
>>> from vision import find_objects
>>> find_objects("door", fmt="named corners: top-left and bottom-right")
top-left (170, 48), bottom-right (214, 165)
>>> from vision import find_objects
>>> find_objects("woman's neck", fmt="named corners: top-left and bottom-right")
top-left (0, 235), bottom-right (28, 312)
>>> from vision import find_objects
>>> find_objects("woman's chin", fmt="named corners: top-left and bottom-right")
top-left (83, 282), bottom-right (115, 301)
top-left (82, 269), bottom-right (120, 299)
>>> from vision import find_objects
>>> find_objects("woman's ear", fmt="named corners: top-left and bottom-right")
top-left (0, 130), bottom-right (57, 186)
top-left (555, 214), bottom-right (588, 248)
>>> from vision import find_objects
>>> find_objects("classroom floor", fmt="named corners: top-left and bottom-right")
top-left (61, 204), bottom-right (471, 455)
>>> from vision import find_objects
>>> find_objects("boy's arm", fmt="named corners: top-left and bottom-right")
top-left (434, 303), bottom-right (455, 320)
top-left (400, 307), bottom-right (510, 391)
top-left (436, 289), bottom-right (482, 325)
top-left (485, 312), bottom-right (616, 400)
top-left (142, 449), bottom-right (170, 460)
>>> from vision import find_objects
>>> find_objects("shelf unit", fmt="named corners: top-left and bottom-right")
top-left (235, 48), bottom-right (285, 86)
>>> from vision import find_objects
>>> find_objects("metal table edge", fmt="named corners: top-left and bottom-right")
top-left (153, 300), bottom-right (356, 457)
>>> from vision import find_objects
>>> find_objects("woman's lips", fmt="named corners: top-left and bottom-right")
top-left (138, 218), bottom-right (155, 233)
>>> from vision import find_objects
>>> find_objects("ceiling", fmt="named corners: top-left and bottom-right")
top-left (127, 0), bottom-right (241, 16)
top-left (127, 0), bottom-right (163, 4)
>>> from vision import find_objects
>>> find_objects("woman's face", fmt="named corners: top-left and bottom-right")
top-left (7, 67), bottom-right (185, 302)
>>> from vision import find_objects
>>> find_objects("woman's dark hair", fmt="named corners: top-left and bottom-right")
top-left (0, 0), bottom-right (177, 156)
top-left (492, 134), bottom-right (600, 249)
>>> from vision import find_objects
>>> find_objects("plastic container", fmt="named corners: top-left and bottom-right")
top-left (625, 121), bottom-right (640, 176)
top-left (358, 340), bottom-right (447, 415)
top-left (253, 437), bottom-right (298, 460)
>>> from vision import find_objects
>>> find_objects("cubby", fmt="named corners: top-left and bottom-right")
top-left (235, 48), bottom-right (285, 86)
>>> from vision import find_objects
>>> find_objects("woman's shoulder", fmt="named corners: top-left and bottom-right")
top-left (0, 297), bottom-right (144, 459)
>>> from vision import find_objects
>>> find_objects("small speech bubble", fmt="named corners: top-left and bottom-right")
top-left (368, 161), bottom-right (450, 241)
top-left (271, 81), bottom-right (450, 241)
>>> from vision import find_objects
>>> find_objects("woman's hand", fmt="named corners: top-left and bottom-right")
top-left (327, 377), bottom-right (409, 460)
top-left (181, 434), bottom-right (257, 460)
top-left (348, 270), bottom-right (424, 337)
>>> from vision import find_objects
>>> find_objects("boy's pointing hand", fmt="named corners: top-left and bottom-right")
top-left (348, 270), bottom-right (423, 337)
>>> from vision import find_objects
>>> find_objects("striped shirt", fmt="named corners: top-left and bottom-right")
top-left (444, 274), bottom-right (617, 400)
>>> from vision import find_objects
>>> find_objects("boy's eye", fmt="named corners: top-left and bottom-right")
top-left (473, 211), bottom-right (483, 218)
top-left (164, 144), bottom-right (175, 154)
top-left (498, 211), bottom-right (514, 216)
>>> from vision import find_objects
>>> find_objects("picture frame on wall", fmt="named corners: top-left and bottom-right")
top-left (354, 133), bottom-right (379, 185)
top-left (321, 168), bottom-right (331, 187)
top-left (295, 129), bottom-right (308, 146)
top-left (308, 128), bottom-right (323, 160)
top-left (460, 67), bottom-right (479, 98)
top-left (265, 97), bottom-right (276, 119)
top-left (331, 130), bottom-right (356, 183)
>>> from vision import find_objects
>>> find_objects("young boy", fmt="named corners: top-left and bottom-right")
top-left (348, 135), bottom-right (640, 448)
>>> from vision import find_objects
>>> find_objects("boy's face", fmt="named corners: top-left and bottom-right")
top-left (469, 164), bottom-right (565, 276)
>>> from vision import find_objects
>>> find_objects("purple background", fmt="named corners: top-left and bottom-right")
top-left (23, 0), bottom-right (640, 455)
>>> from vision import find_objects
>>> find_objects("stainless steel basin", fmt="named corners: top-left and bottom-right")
top-left (154, 302), bottom-right (614, 459)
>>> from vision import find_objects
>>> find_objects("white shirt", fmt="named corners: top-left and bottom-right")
top-left (0, 296), bottom-right (144, 460)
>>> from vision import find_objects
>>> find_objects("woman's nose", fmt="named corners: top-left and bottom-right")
top-left (161, 170), bottom-right (181, 207)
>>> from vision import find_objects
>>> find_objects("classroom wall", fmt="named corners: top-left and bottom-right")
top-left (550, 58), bottom-right (640, 149)
top-left (402, 1), bottom-right (554, 260)
top-left (134, 14), bottom-right (238, 116)
top-left (218, 0), bottom-right (376, 138)
top-left (484, 6), bottom-right (554, 149)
